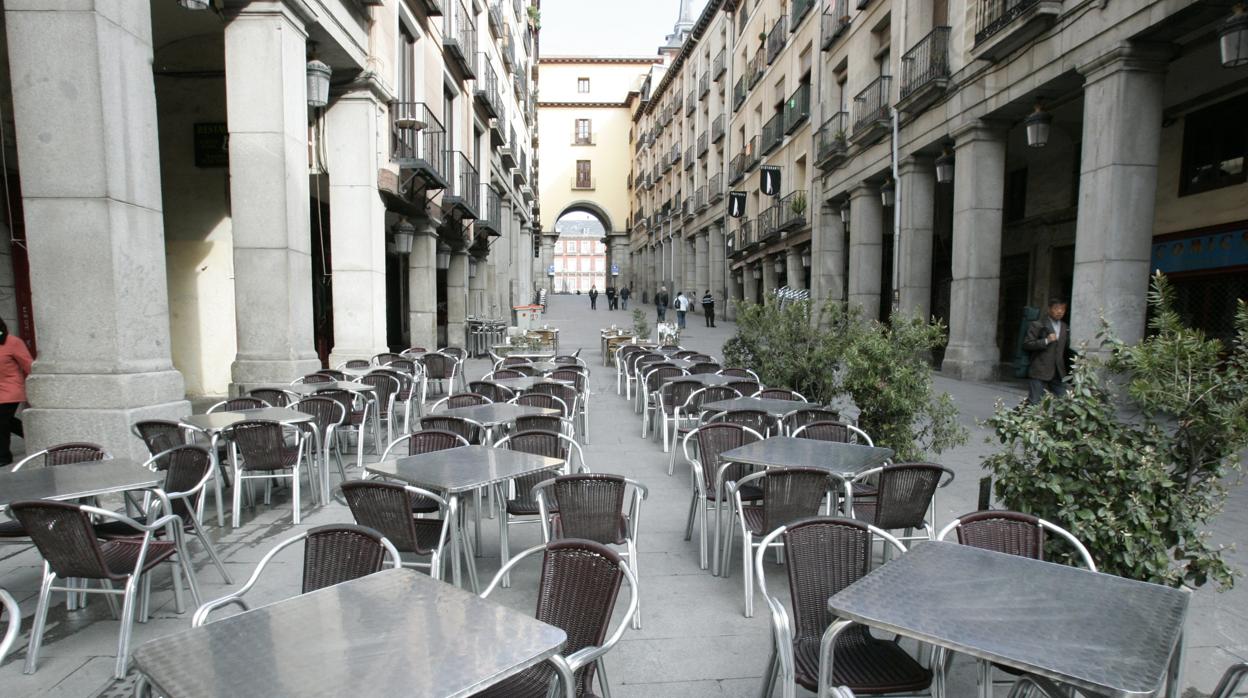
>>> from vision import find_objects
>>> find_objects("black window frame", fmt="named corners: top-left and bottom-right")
top-left (1179, 93), bottom-right (1248, 198)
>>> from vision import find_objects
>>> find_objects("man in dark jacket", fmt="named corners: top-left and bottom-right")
top-left (620, 286), bottom-right (631, 310)
top-left (701, 290), bottom-right (716, 327)
top-left (655, 286), bottom-right (669, 322)
top-left (588, 285), bottom-right (599, 309)
top-left (605, 285), bottom-right (617, 310)
top-left (1022, 298), bottom-right (1069, 404)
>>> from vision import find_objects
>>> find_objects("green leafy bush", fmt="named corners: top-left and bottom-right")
top-left (984, 273), bottom-right (1247, 588)
top-left (630, 308), bottom-right (651, 341)
top-left (723, 297), bottom-right (966, 460)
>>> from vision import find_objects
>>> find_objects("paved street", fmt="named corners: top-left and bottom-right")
top-left (0, 293), bottom-right (1243, 696)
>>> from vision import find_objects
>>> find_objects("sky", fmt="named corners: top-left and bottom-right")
top-left (539, 0), bottom-right (708, 57)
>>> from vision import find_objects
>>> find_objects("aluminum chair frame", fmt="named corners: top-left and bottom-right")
top-left (0, 588), bottom-right (18, 664)
top-left (430, 392), bottom-right (494, 412)
top-left (313, 388), bottom-right (371, 473)
top-left (340, 480), bottom-right (456, 583)
top-left (370, 366), bottom-right (422, 433)
top-left (293, 396), bottom-right (348, 497)
top-left (220, 420), bottom-right (310, 528)
top-left (849, 463), bottom-right (955, 549)
top-left (665, 386), bottom-right (742, 475)
top-left (419, 352), bottom-right (461, 403)
top-left (206, 397), bottom-right (269, 413)
top-left (680, 424), bottom-right (764, 572)
top-left (791, 421), bottom-right (875, 446)
top-left (1211, 664), bottom-right (1248, 698)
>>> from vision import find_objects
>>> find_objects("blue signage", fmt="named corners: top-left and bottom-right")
top-left (1151, 228), bottom-right (1248, 274)
top-left (610, 264), bottom-right (620, 275)
top-left (547, 264), bottom-right (556, 275)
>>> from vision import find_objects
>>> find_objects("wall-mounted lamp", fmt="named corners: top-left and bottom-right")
top-left (801, 251), bottom-right (811, 268)
top-left (392, 221), bottom-right (415, 255)
top-left (469, 258), bottom-right (479, 279)
top-left (1024, 103), bottom-right (1052, 148)
top-left (177, 0), bottom-right (210, 9)
top-left (935, 148), bottom-right (955, 184)
top-left (752, 266), bottom-right (762, 280)
top-left (436, 242), bottom-right (452, 270)
top-left (774, 257), bottom-right (785, 274)
top-left (880, 179), bottom-right (896, 208)
top-left (839, 204), bottom-right (850, 225)
top-left (306, 56), bottom-right (332, 109)
top-left (1221, 4), bottom-right (1248, 68)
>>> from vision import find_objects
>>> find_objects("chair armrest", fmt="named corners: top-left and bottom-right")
top-left (191, 596), bottom-right (251, 628)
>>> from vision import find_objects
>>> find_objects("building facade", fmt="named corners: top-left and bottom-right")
top-left (0, 0), bottom-right (539, 457)
top-left (552, 225), bottom-right (608, 294)
top-left (626, 0), bottom-right (1247, 378)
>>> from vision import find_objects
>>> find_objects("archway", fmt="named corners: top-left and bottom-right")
top-left (552, 209), bottom-right (609, 294)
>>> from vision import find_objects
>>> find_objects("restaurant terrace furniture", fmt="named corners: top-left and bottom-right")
top-left (819, 541), bottom-right (1189, 698)
top-left (792, 420), bottom-right (874, 446)
top-left (637, 365), bottom-right (684, 419)
top-left (757, 388), bottom-right (808, 402)
top-left (0, 442), bottom-right (113, 547)
top-left (432, 392), bottom-right (494, 412)
top-left (667, 385), bottom-right (743, 475)
top-left (512, 392), bottom-right (571, 417)
top-left (1211, 664), bottom-right (1248, 698)
top-left (338, 359), bottom-right (370, 370)
top-left (705, 407), bottom-right (774, 436)
top-left (247, 388), bottom-right (290, 407)
top-left (680, 423), bottom-right (765, 572)
top-left (718, 367), bottom-right (761, 380)
top-left (513, 414), bottom-right (575, 437)
top-left (341, 480), bottom-right (453, 580)
top-left (725, 467), bottom-right (836, 617)
top-left (754, 516), bottom-right (920, 698)
top-left (525, 382), bottom-right (583, 441)
top-left (373, 352), bottom-right (404, 365)
top-left (0, 588), bottom-right (17, 664)
top-left (703, 396), bottom-right (813, 420)
top-left (378, 430), bottom-right (472, 516)
top-left (219, 419), bottom-right (310, 527)
top-left (131, 420), bottom-right (188, 457)
top-left (474, 540), bottom-right (636, 698)
top-left (317, 369), bottom-right (348, 380)
top-left (370, 366), bottom-right (422, 431)
top-left (359, 372), bottom-right (402, 448)
top-left (207, 396), bottom-right (268, 413)
top-left (688, 361), bottom-right (721, 375)
top-left (726, 379), bottom-right (764, 397)
top-left (549, 369), bottom-right (591, 442)
top-left (12, 499), bottom-right (202, 679)
top-left (780, 408), bottom-right (842, 436)
top-left (312, 388), bottom-right (373, 473)
top-left (295, 373), bottom-right (333, 384)
top-left (488, 368), bottom-right (525, 380)
top-left (534, 473), bottom-right (649, 629)
top-left (420, 415), bottom-right (485, 445)
top-left (469, 380), bottom-right (517, 403)
top-left (650, 378), bottom-right (702, 450)
top-left (848, 462), bottom-right (954, 548)
top-left (420, 352), bottom-right (460, 401)
top-left (291, 396), bottom-right (347, 501)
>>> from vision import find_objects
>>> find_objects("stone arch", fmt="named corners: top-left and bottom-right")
top-left (554, 200), bottom-right (614, 234)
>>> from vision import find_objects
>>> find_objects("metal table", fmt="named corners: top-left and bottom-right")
top-left (366, 445), bottom-right (565, 590)
top-left (703, 396), bottom-right (810, 418)
top-left (490, 376), bottom-right (572, 391)
top-left (441, 403), bottom-right (559, 429)
top-left (823, 541), bottom-right (1189, 698)
top-left (268, 380), bottom-right (379, 399)
top-left (657, 373), bottom-right (736, 387)
top-left (492, 347), bottom-right (557, 360)
top-left (0, 458), bottom-right (162, 510)
top-left (131, 568), bottom-right (567, 698)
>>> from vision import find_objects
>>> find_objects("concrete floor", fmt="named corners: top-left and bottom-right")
top-left (0, 293), bottom-right (1244, 696)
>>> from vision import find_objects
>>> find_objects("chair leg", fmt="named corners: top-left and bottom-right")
top-left (460, 524), bottom-right (480, 594)
top-left (597, 657), bottom-right (613, 698)
top-left (661, 415), bottom-right (669, 452)
top-left (140, 573), bottom-right (152, 623)
top-left (101, 580), bottom-right (120, 619)
top-left (667, 433), bottom-right (679, 476)
top-left (721, 515), bottom-right (736, 580)
top-left (684, 491), bottom-right (697, 541)
top-left (232, 472), bottom-right (243, 528)
top-left (762, 649), bottom-right (779, 698)
top-left (743, 534), bottom-right (754, 618)
top-left (190, 516), bottom-right (232, 583)
top-left (22, 570), bottom-right (55, 675)
top-left (499, 489), bottom-right (512, 589)
top-left (292, 467), bottom-right (302, 525)
top-left (169, 558), bottom-right (185, 615)
top-left (113, 576), bottom-right (140, 679)
top-left (628, 538), bottom-right (641, 630)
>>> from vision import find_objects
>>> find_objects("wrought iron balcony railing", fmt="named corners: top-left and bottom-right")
top-left (791, 0), bottom-right (815, 28)
top-left (767, 16), bottom-right (788, 64)
top-left (686, 145), bottom-right (695, 170)
top-left (445, 150), bottom-right (480, 218)
top-left (900, 27), bottom-right (952, 100)
top-left (697, 131), bottom-right (709, 156)
top-left (699, 72), bottom-right (710, 99)
top-left (734, 76), bottom-right (747, 111)
top-left (695, 186), bottom-right (707, 211)
top-left (784, 82), bottom-right (811, 133)
top-left (709, 173), bottom-right (723, 202)
top-left (853, 75), bottom-right (891, 135)
top-left (975, 0), bottom-right (1040, 45)
top-left (479, 183), bottom-right (502, 233)
top-left (488, 1), bottom-right (504, 36)
top-left (713, 49), bottom-right (727, 80)
top-left (443, 0), bottom-right (478, 78)
top-left (748, 51), bottom-right (766, 89)
top-left (761, 112), bottom-right (784, 155)
top-left (474, 57), bottom-right (503, 118)
top-left (743, 135), bottom-right (760, 170)
top-left (777, 189), bottom-right (808, 231)
top-left (815, 111), bottom-right (850, 169)
top-left (390, 102), bottom-right (448, 190)
top-left (712, 114), bottom-right (725, 143)
top-left (729, 152), bottom-right (746, 184)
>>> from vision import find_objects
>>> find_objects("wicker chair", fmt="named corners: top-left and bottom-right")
top-left (850, 463), bottom-right (955, 549)
top-left (754, 517), bottom-right (926, 698)
top-left (359, 372), bottom-right (401, 450)
top-left (513, 392), bottom-right (571, 418)
top-left (534, 474), bottom-right (648, 629)
top-left (370, 367), bottom-right (421, 434)
top-left (649, 378), bottom-right (702, 449)
top-left (488, 368), bottom-right (524, 380)
top-left (338, 359), bottom-right (370, 370)
top-left (672, 350), bottom-right (699, 359)
top-left (550, 369), bottom-right (591, 443)
top-left (373, 352), bottom-right (404, 366)
top-left (638, 365), bottom-right (684, 427)
top-left (680, 423), bottom-right (764, 572)
top-left (779, 408), bottom-right (842, 436)
top-left (12, 499), bottom-right (202, 678)
top-left (420, 352), bottom-right (459, 402)
top-left (438, 347), bottom-right (468, 391)
top-left (686, 353), bottom-right (716, 363)
top-left (419, 415), bottom-right (484, 445)
top-left (192, 524), bottom-right (400, 627)
top-left (507, 364), bottom-right (542, 377)
top-left (493, 430), bottom-right (587, 587)
top-left (513, 414), bottom-right (575, 437)
top-left (553, 354), bottom-right (586, 367)
top-left (247, 388), bottom-right (290, 408)
top-left (614, 344), bottom-right (646, 395)
top-left (937, 510), bottom-right (1097, 569)
top-left (757, 388), bottom-right (808, 402)
top-left (501, 355), bottom-right (534, 367)
top-left (688, 362), bottom-right (720, 375)
top-left (340, 480), bottom-right (456, 583)
top-left (317, 369), bottom-right (348, 380)
top-left (0, 588), bottom-right (18, 664)
top-left (705, 408), bottom-right (774, 436)
top-left (220, 420), bottom-right (309, 528)
top-left (727, 379), bottom-right (763, 397)
top-left (314, 388), bottom-right (370, 472)
top-left (11, 442), bottom-right (109, 472)
top-left (473, 540), bottom-right (637, 698)
top-left (431, 392), bottom-right (493, 412)
top-left (207, 397), bottom-right (268, 413)
top-left (469, 380), bottom-right (516, 404)
top-left (403, 346), bottom-right (429, 356)
top-left (376, 429), bottom-right (471, 513)
top-left (666, 385), bottom-right (743, 475)
top-left (725, 468), bottom-right (836, 617)
top-left (792, 420), bottom-right (874, 446)
top-left (526, 383), bottom-right (582, 440)
top-left (1211, 665), bottom-right (1248, 698)
top-left (624, 352), bottom-right (663, 402)
top-left (131, 420), bottom-right (187, 457)
top-left (295, 373), bottom-right (334, 384)
top-left (292, 396), bottom-right (347, 494)
top-left (718, 367), bottom-right (761, 381)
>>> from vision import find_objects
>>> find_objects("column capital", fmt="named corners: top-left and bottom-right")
top-left (849, 182), bottom-right (880, 200)
top-left (898, 155), bottom-right (935, 176)
top-left (1078, 42), bottom-right (1172, 83)
top-left (333, 74), bottom-right (395, 105)
top-left (224, 0), bottom-right (317, 28)
top-left (952, 119), bottom-right (1009, 146)
top-left (696, 227), bottom-right (710, 239)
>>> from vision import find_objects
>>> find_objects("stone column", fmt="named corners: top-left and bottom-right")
top-left (327, 89), bottom-right (389, 366)
top-left (944, 121), bottom-right (1007, 381)
top-left (709, 222), bottom-right (726, 306)
top-left (7, 0), bottom-right (188, 458)
top-left (469, 256), bottom-right (487, 317)
top-left (726, 265), bottom-right (741, 320)
top-left (539, 234), bottom-right (555, 293)
top-left (847, 184), bottom-right (884, 320)
top-left (898, 156), bottom-right (935, 320)
top-left (742, 263), bottom-right (759, 306)
top-left (786, 247), bottom-right (805, 290)
top-left (763, 255), bottom-right (780, 298)
top-left (446, 248), bottom-right (469, 348)
top-left (519, 221), bottom-right (533, 300)
top-left (1072, 45), bottom-right (1168, 350)
top-left (695, 229), bottom-right (710, 302)
top-left (225, 3), bottom-right (320, 385)
top-left (408, 218), bottom-right (439, 350)
top-left (501, 201), bottom-right (516, 308)
top-left (814, 202), bottom-right (847, 306)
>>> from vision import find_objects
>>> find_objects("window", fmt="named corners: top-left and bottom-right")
top-left (1004, 168), bottom-right (1028, 223)
top-left (554, 241), bottom-right (563, 253)
top-left (1180, 93), bottom-right (1248, 197)
top-left (399, 25), bottom-right (417, 103)
top-left (578, 77), bottom-right (590, 93)
top-left (580, 240), bottom-right (591, 254)
top-left (576, 160), bottom-right (592, 189)
top-left (575, 118), bottom-right (592, 145)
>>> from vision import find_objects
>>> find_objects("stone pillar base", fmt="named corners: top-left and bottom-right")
top-left (328, 347), bottom-right (390, 368)
top-left (230, 357), bottom-right (322, 393)
top-left (940, 347), bottom-right (999, 382)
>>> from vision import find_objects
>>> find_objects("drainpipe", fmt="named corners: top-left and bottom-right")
top-left (890, 0), bottom-right (908, 316)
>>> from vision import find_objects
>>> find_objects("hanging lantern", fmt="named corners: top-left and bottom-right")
top-left (752, 266), bottom-right (762, 279)
top-left (436, 242), bottom-right (452, 270)
top-left (880, 179), bottom-right (895, 208)
top-left (306, 57), bottom-right (332, 109)
top-left (177, 0), bottom-right (211, 9)
top-left (935, 149), bottom-right (955, 184)
top-left (839, 204), bottom-right (850, 225)
top-left (801, 251), bottom-right (811, 268)
top-left (1024, 103), bottom-right (1052, 148)
top-left (469, 258), bottom-right (480, 278)
top-left (392, 221), bottom-right (415, 255)
top-left (1221, 4), bottom-right (1248, 68)
top-left (774, 256), bottom-right (785, 274)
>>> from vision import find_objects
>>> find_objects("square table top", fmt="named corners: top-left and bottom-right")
top-left (828, 541), bottom-right (1189, 698)
top-left (440, 403), bottom-right (559, 426)
top-left (702, 396), bottom-right (811, 417)
top-left (131, 568), bottom-right (567, 698)
top-left (657, 373), bottom-right (736, 387)
top-left (488, 376), bottom-right (572, 391)
top-left (493, 348), bottom-right (557, 359)
top-left (266, 381), bottom-right (377, 397)
top-left (366, 445), bottom-right (564, 494)
top-left (181, 407), bottom-right (313, 432)
top-left (0, 459), bottom-right (161, 510)
top-left (719, 437), bottom-right (893, 477)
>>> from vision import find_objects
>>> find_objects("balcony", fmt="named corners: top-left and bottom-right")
top-left (500, 125), bottom-right (517, 168)
top-left (852, 75), bottom-right (892, 145)
top-left (815, 111), bottom-right (850, 170)
top-left (748, 51), bottom-right (766, 89)
top-left (661, 153), bottom-right (672, 173)
top-left (694, 186), bottom-right (707, 212)
top-left (697, 132), bottom-right (709, 157)
top-left (443, 151), bottom-right (479, 219)
top-left (758, 204), bottom-right (780, 242)
top-left (572, 175), bottom-right (596, 191)
top-left (685, 145), bottom-right (695, 170)
top-left (713, 49), bottom-right (726, 80)
top-left (501, 31), bottom-right (515, 69)
top-left (473, 58), bottom-right (502, 119)
top-left (652, 163), bottom-right (661, 182)
top-left (821, 0), bottom-right (850, 50)
top-left (671, 144), bottom-right (682, 164)
top-left (478, 184), bottom-right (502, 235)
top-left (898, 27), bottom-right (952, 114)
top-left (712, 114), bottom-right (725, 143)
top-left (709, 173), bottom-right (724, 203)
top-left (791, 0), bottom-right (815, 28)
top-left (411, 0), bottom-right (442, 16)
top-left (729, 152), bottom-right (745, 184)
top-left (761, 112), bottom-right (784, 155)
top-left (487, 1), bottom-right (504, 37)
top-left (572, 130), bottom-right (596, 146)
top-left (514, 148), bottom-right (529, 186)
top-left (489, 116), bottom-right (505, 146)
top-left (443, 0), bottom-right (477, 80)
top-left (777, 190), bottom-right (808, 232)
top-left (744, 135), bottom-right (760, 170)
top-left (686, 91), bottom-right (696, 116)
top-left (972, 0), bottom-right (1061, 62)
top-left (766, 16), bottom-right (788, 65)
top-left (390, 102), bottom-right (448, 191)
top-left (683, 197), bottom-right (695, 220)
top-left (730, 220), bottom-right (753, 258)
top-left (784, 83), bottom-right (811, 134)
top-left (699, 72), bottom-right (710, 99)
top-left (733, 77), bottom-right (746, 112)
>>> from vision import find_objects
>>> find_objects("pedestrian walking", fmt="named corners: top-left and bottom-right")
top-left (701, 289), bottom-right (716, 327)
top-left (0, 318), bottom-right (32, 467)
top-left (606, 285), bottom-right (617, 310)
top-left (1022, 298), bottom-right (1070, 405)
top-left (589, 285), bottom-right (599, 310)
top-left (620, 286), bottom-right (631, 310)
top-left (675, 290), bottom-right (689, 329)
top-left (655, 286), bottom-right (669, 322)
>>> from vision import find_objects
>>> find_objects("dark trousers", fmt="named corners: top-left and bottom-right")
top-left (1027, 376), bottom-right (1066, 405)
top-left (0, 402), bottom-right (24, 464)
top-left (590, 297), bottom-right (597, 309)
top-left (704, 305), bottom-right (715, 326)
top-left (657, 306), bottom-right (667, 321)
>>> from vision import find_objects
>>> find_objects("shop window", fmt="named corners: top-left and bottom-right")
top-left (1179, 93), bottom-right (1248, 197)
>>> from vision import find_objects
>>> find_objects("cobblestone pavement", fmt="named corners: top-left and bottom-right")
top-left (0, 293), bottom-right (1242, 696)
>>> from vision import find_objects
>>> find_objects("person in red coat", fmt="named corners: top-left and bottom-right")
top-left (0, 318), bottom-right (33, 466)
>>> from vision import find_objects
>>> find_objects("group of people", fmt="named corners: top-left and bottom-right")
top-left (587, 285), bottom-right (630, 311)
top-left (652, 286), bottom-right (717, 329)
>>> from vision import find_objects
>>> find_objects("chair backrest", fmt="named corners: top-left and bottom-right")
top-left (717, 367), bottom-right (758, 379)
top-left (781, 517), bottom-right (875, 642)
top-left (151, 445), bottom-right (214, 523)
top-left (761, 468), bottom-right (832, 532)
top-left (535, 540), bottom-right (625, 695)
top-left (645, 366), bottom-right (684, 393)
top-left (672, 350), bottom-right (699, 359)
top-left (383, 429), bottom-right (470, 459)
top-left (692, 423), bottom-right (762, 486)
top-left (405, 346), bottom-right (429, 355)
top-left (373, 352), bottom-right (403, 366)
top-left (440, 392), bottom-right (492, 410)
top-left (526, 383), bottom-right (578, 412)
top-left (757, 388), bottom-right (806, 402)
top-left (500, 430), bottom-right (576, 510)
top-left (508, 364), bottom-right (540, 376)
top-left (14, 442), bottom-right (109, 471)
top-left (502, 356), bottom-right (533, 366)
top-left (10, 500), bottom-right (115, 580)
top-left (300, 524), bottom-right (395, 593)
top-left (860, 463), bottom-right (950, 531)
top-left (418, 416), bottom-right (480, 444)
top-left (341, 481), bottom-right (443, 555)
top-left (360, 373), bottom-right (401, 414)
top-left (208, 397), bottom-right (268, 413)
top-left (691, 386), bottom-right (741, 408)
top-left (513, 414), bottom-right (566, 434)
top-left (221, 420), bottom-right (297, 471)
top-left (686, 354), bottom-right (715, 363)
top-left (549, 369), bottom-right (587, 391)
top-left (688, 362), bottom-right (720, 375)
top-left (132, 420), bottom-right (186, 457)
top-left (369, 368), bottom-right (415, 399)
top-left (389, 359), bottom-right (419, 376)
top-left (421, 353), bottom-right (456, 380)
top-left (468, 381), bottom-right (516, 403)
top-left (248, 388), bottom-right (290, 408)
top-left (663, 379), bottom-right (703, 410)
top-left (341, 359), bottom-right (370, 369)
top-left (781, 408), bottom-right (841, 434)
top-left (792, 420), bottom-right (872, 446)
top-left (938, 510), bottom-right (1097, 571)
top-left (706, 408), bottom-right (772, 435)
top-left (515, 392), bottom-right (570, 416)
top-left (553, 355), bottom-right (585, 367)
top-left (298, 373), bottom-right (334, 384)
top-left (313, 389), bottom-right (357, 420)
top-left (489, 369), bottom-right (524, 380)
top-left (439, 347), bottom-right (467, 361)
top-left (293, 396), bottom-right (346, 433)
top-left (726, 380), bottom-right (762, 396)
top-left (633, 354), bottom-right (664, 374)
top-left (545, 474), bottom-right (627, 544)
top-left (318, 369), bottom-right (348, 380)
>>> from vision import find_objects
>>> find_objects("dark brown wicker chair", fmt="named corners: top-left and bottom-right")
top-left (339, 359), bottom-right (370, 370)
top-left (718, 367), bottom-right (761, 380)
top-left (432, 392), bottom-right (492, 412)
top-left (792, 420), bottom-right (874, 446)
top-left (850, 463), bottom-right (954, 547)
top-left (514, 392), bottom-right (571, 417)
top-left (370, 367), bottom-right (420, 434)
top-left (247, 388), bottom-right (290, 407)
top-left (340, 480), bottom-right (455, 582)
top-left (131, 420), bottom-right (187, 457)
top-left (937, 510), bottom-right (1096, 569)
top-left (207, 396), bottom-right (268, 413)
top-left (489, 368), bottom-right (524, 380)
top-left (625, 352), bottom-right (664, 401)
top-left (754, 517), bottom-right (927, 698)
top-left (373, 352), bottom-right (403, 366)
top-left (359, 372), bottom-right (401, 448)
top-left (779, 408), bottom-right (841, 436)
top-left (0, 588), bottom-right (17, 664)
top-left (725, 468), bottom-right (835, 616)
top-left (615, 345), bottom-right (646, 395)
top-left (297, 373), bottom-right (334, 384)
top-left (549, 369), bottom-right (591, 443)
top-left (513, 414), bottom-right (571, 436)
top-left (688, 361), bottom-right (720, 375)
top-left (666, 385), bottom-right (743, 476)
top-left (526, 383), bottom-right (582, 439)
top-left (404, 346), bottom-right (429, 355)
top-left (508, 364), bottom-right (542, 376)
top-left (534, 474), bottom-right (648, 629)
top-left (192, 524), bottom-right (400, 627)
top-left (376, 429), bottom-right (470, 515)
top-left (757, 388), bottom-right (808, 402)
top-left (649, 378), bottom-right (702, 450)
top-left (292, 396), bottom-right (347, 491)
top-left (638, 365), bottom-right (683, 425)
top-left (314, 388), bottom-right (370, 471)
top-left (420, 352), bottom-right (458, 401)
top-left (553, 354), bottom-right (585, 367)
top-left (474, 539), bottom-right (637, 698)
top-left (439, 346), bottom-right (467, 362)
top-left (220, 420), bottom-right (308, 528)
top-left (317, 369), bottom-right (348, 380)
top-left (679, 423), bottom-right (765, 572)
top-left (419, 415), bottom-right (483, 445)
top-left (0, 442), bottom-right (111, 543)
top-left (706, 408), bottom-right (773, 436)
top-left (502, 355), bottom-right (534, 367)
top-left (12, 499), bottom-right (201, 678)
top-left (672, 350), bottom-right (699, 359)
top-left (726, 379), bottom-right (763, 396)
top-left (469, 380), bottom-right (516, 404)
